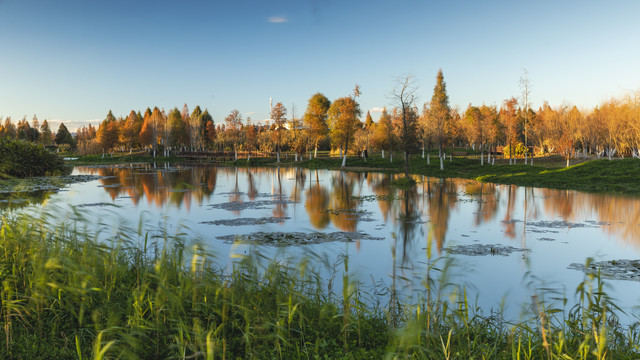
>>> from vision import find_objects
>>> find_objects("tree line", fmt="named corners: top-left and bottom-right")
top-left (2, 70), bottom-right (640, 169)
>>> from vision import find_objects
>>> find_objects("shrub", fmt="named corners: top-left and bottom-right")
top-left (0, 137), bottom-right (68, 178)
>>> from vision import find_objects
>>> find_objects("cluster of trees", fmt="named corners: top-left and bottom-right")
top-left (3, 70), bottom-right (640, 169)
top-left (0, 116), bottom-right (74, 149)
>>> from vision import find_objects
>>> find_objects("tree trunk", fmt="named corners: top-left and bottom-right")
top-left (422, 146), bottom-right (425, 159)
top-left (439, 143), bottom-right (444, 170)
top-left (382, 149), bottom-right (385, 158)
top-left (480, 148), bottom-right (484, 166)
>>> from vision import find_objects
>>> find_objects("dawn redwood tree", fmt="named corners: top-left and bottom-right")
top-left (224, 109), bottom-right (243, 160)
top-left (201, 110), bottom-right (215, 148)
top-left (168, 108), bottom-right (186, 150)
top-left (245, 117), bottom-right (258, 159)
top-left (189, 105), bottom-right (203, 150)
top-left (480, 105), bottom-right (501, 165)
top-left (303, 93), bottom-right (331, 158)
top-left (464, 105), bottom-right (487, 165)
top-left (500, 98), bottom-right (519, 165)
top-left (428, 69), bottom-right (452, 170)
top-left (271, 102), bottom-right (287, 162)
top-left (372, 108), bottom-right (394, 160)
top-left (1, 117), bottom-right (16, 139)
top-left (96, 111), bottom-right (119, 153)
top-left (40, 119), bottom-right (53, 145)
top-left (120, 110), bottom-right (140, 153)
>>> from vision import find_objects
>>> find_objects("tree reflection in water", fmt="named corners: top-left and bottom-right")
top-left (70, 165), bottom-right (640, 249)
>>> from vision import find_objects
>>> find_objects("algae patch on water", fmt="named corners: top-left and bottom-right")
top-left (201, 217), bottom-right (291, 226)
top-left (445, 243), bottom-right (530, 257)
top-left (216, 231), bottom-right (384, 246)
top-left (568, 259), bottom-right (640, 281)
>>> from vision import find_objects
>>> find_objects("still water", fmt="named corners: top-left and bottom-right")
top-left (28, 164), bottom-right (640, 320)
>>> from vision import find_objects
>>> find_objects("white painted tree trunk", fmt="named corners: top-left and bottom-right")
top-left (440, 156), bottom-right (444, 170)
top-left (390, 152), bottom-right (393, 162)
top-left (382, 149), bottom-right (385, 158)
top-left (480, 151), bottom-right (484, 166)
top-left (450, 154), bottom-right (452, 162)
top-left (295, 153), bottom-right (298, 162)
top-left (566, 157), bottom-right (570, 167)
top-left (427, 153), bottom-right (430, 165)
top-left (341, 154), bottom-right (347, 167)
top-left (235, 150), bottom-right (238, 161)
top-left (314, 147), bottom-right (318, 158)
top-left (277, 151), bottom-right (280, 163)
top-left (422, 147), bottom-right (425, 158)
top-left (339, 147), bottom-right (342, 158)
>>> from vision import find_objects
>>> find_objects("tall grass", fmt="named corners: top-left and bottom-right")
top-left (0, 209), bottom-right (639, 358)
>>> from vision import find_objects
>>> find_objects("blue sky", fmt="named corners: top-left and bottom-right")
top-left (1, 0), bottom-right (639, 131)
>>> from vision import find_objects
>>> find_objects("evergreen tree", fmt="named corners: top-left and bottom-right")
top-left (55, 122), bottom-right (75, 148)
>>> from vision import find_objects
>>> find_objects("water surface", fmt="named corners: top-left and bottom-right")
top-left (17, 164), bottom-right (640, 320)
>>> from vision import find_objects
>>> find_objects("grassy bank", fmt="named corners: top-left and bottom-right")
top-left (0, 210), bottom-right (638, 359)
top-left (66, 150), bottom-right (640, 195)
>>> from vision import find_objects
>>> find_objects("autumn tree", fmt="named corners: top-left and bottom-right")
top-left (224, 109), bottom-right (243, 160)
top-left (271, 102), bottom-right (287, 162)
top-left (481, 105), bottom-right (502, 165)
top-left (464, 105), bottom-right (488, 165)
top-left (303, 93), bottom-right (331, 158)
top-left (372, 108), bottom-right (395, 160)
top-left (201, 110), bottom-right (215, 148)
top-left (96, 110), bottom-right (119, 152)
top-left (189, 105), bottom-right (203, 150)
top-left (168, 108), bottom-right (186, 150)
top-left (391, 75), bottom-right (420, 177)
top-left (2, 117), bottom-right (16, 139)
top-left (500, 97), bottom-right (519, 165)
top-left (328, 86), bottom-right (362, 167)
top-left (120, 110), bottom-right (141, 153)
top-left (520, 68), bottom-right (532, 164)
top-left (40, 119), bottom-right (53, 145)
top-left (245, 117), bottom-right (258, 159)
top-left (428, 69), bottom-right (452, 170)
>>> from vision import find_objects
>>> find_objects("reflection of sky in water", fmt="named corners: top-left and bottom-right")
top-left (33, 164), bottom-right (640, 321)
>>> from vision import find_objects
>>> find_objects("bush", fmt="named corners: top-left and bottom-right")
top-left (0, 137), bottom-right (68, 178)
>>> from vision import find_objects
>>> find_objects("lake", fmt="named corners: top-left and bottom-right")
top-left (9, 163), bottom-right (640, 321)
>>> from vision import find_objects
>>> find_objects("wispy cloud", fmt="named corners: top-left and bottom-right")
top-left (267, 16), bottom-right (288, 23)
top-left (369, 107), bottom-right (385, 113)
